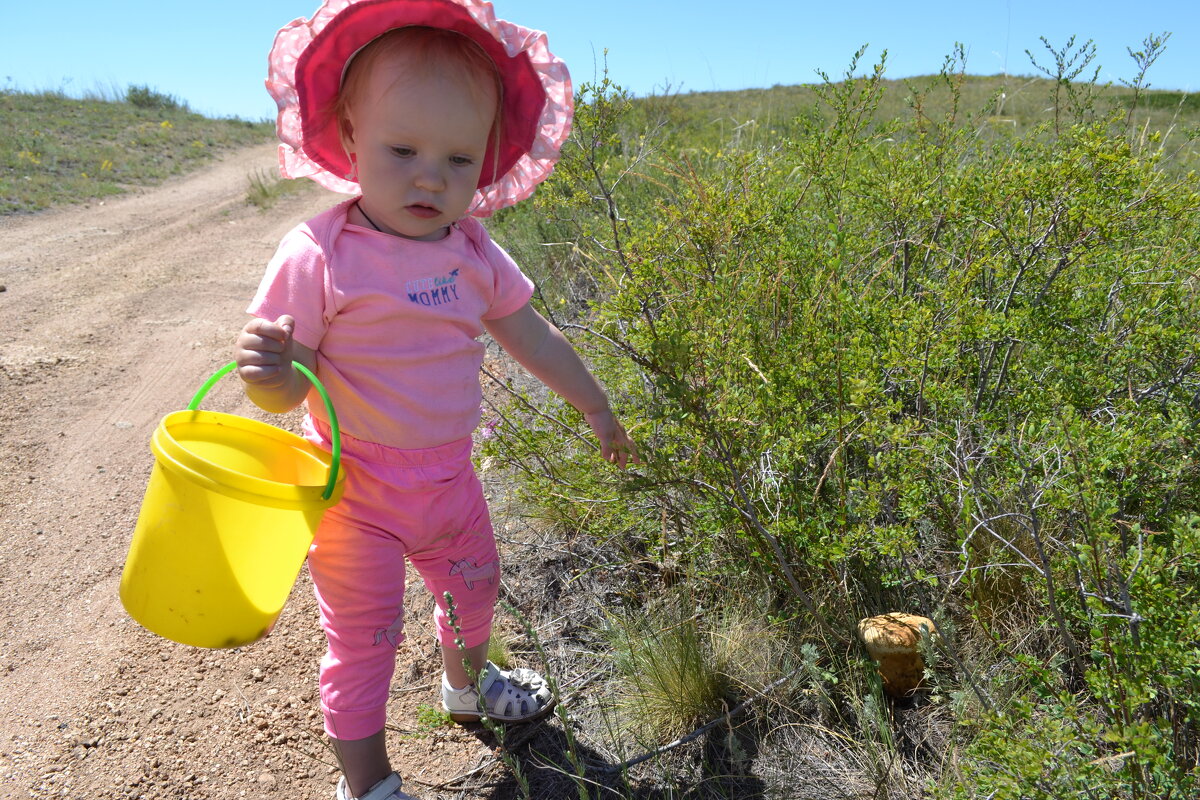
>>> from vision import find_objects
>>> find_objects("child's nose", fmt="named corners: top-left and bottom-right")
top-left (413, 160), bottom-right (446, 191)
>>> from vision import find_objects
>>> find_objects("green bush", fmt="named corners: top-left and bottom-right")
top-left (486, 49), bottom-right (1200, 795)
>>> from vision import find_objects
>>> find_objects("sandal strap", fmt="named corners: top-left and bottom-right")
top-left (338, 772), bottom-right (412, 800)
top-left (482, 669), bottom-right (545, 717)
top-left (358, 773), bottom-right (404, 800)
top-left (500, 666), bottom-right (546, 693)
top-left (477, 662), bottom-right (545, 692)
top-left (475, 660), bottom-right (503, 694)
top-left (442, 661), bottom-right (553, 721)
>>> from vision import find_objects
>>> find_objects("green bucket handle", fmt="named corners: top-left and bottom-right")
top-left (186, 361), bottom-right (341, 501)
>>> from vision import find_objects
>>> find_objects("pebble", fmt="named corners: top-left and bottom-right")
top-left (257, 772), bottom-right (276, 786)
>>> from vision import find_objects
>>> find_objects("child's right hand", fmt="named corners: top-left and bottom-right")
top-left (234, 315), bottom-right (316, 413)
top-left (235, 315), bottom-right (297, 390)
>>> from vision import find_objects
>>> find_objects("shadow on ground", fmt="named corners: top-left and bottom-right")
top-left (440, 712), bottom-right (769, 799)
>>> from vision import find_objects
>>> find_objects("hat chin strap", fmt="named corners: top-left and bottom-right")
top-left (355, 201), bottom-right (384, 232)
top-left (467, 125), bottom-right (505, 214)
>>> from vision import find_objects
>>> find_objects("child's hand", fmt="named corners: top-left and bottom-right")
top-left (235, 315), bottom-right (297, 389)
top-left (584, 408), bottom-right (639, 470)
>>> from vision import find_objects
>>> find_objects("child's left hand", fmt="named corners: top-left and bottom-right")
top-left (584, 408), bottom-right (639, 469)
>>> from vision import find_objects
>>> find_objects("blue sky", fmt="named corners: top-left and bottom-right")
top-left (2, 1), bottom-right (1196, 121)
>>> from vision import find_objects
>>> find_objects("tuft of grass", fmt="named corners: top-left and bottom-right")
top-left (246, 168), bottom-right (308, 210)
top-left (486, 631), bottom-right (514, 671)
top-left (125, 84), bottom-right (185, 111)
top-left (604, 595), bottom-right (792, 741)
top-left (1, 87), bottom-right (273, 214)
top-left (610, 611), bottom-right (730, 740)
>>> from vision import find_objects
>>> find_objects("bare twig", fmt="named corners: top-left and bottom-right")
top-left (1021, 472), bottom-right (1087, 687)
top-left (413, 753), bottom-right (497, 790)
top-left (481, 365), bottom-right (592, 448)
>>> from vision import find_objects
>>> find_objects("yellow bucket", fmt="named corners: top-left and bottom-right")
top-left (119, 362), bottom-right (345, 648)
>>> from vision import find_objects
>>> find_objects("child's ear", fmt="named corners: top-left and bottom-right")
top-left (338, 115), bottom-right (359, 181)
top-left (338, 113), bottom-right (356, 152)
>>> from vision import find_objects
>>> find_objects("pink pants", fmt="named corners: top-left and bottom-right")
top-left (304, 418), bottom-right (500, 740)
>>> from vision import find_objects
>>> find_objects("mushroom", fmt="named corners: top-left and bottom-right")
top-left (858, 613), bottom-right (940, 698)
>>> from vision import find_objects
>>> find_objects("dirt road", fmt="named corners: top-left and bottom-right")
top-left (0, 145), bottom-right (502, 799)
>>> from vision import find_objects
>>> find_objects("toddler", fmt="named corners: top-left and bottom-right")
top-left (235, 2), bottom-right (637, 798)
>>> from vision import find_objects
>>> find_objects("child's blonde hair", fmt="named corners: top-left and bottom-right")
top-left (331, 26), bottom-right (504, 184)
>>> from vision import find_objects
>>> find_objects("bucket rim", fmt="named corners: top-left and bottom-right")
top-left (153, 409), bottom-right (345, 510)
top-left (189, 361), bottom-right (341, 499)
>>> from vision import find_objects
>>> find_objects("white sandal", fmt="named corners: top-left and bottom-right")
top-left (335, 771), bottom-right (419, 800)
top-left (442, 661), bottom-right (555, 723)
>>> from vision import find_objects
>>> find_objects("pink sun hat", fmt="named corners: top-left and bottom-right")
top-left (266, 0), bottom-right (573, 216)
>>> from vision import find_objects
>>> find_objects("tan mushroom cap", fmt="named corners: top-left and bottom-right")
top-left (858, 613), bottom-right (941, 698)
top-left (858, 613), bottom-right (940, 657)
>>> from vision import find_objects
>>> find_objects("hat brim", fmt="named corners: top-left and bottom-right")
top-left (267, 0), bottom-right (572, 216)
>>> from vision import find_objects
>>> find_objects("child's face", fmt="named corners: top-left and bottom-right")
top-left (344, 54), bottom-right (495, 241)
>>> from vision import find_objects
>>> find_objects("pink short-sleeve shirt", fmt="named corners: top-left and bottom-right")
top-left (248, 199), bottom-right (534, 449)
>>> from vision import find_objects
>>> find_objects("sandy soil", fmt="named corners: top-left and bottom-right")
top-left (0, 145), bottom-right (549, 799)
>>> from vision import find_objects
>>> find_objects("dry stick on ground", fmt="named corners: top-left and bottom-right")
top-left (416, 720), bottom-right (547, 791)
top-left (414, 752), bottom-right (497, 791)
top-left (587, 673), bottom-right (795, 775)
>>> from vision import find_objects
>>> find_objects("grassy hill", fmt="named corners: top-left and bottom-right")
top-left (630, 72), bottom-right (1199, 177)
top-left (661, 73), bottom-right (1199, 132)
top-left (0, 86), bottom-right (273, 214)
top-left (5, 72), bottom-right (1196, 216)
